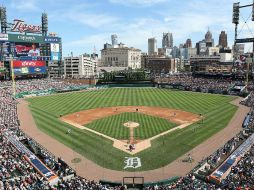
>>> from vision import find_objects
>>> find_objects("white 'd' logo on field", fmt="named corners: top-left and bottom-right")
top-left (124, 157), bottom-right (141, 169)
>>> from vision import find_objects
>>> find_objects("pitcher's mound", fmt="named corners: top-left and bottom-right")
top-left (123, 121), bottom-right (140, 128)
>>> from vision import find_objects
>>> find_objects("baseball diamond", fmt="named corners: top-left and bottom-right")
top-left (25, 88), bottom-right (238, 172)
top-left (2, 1), bottom-right (254, 188)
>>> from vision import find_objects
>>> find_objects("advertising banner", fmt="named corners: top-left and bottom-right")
top-left (14, 42), bottom-right (40, 57)
top-left (50, 43), bottom-right (60, 61)
top-left (51, 52), bottom-right (60, 61)
top-left (14, 66), bottom-right (46, 75)
top-left (13, 60), bottom-right (45, 67)
top-left (0, 33), bottom-right (8, 41)
top-left (51, 43), bottom-right (59, 52)
top-left (8, 34), bottom-right (44, 43)
top-left (44, 37), bottom-right (61, 43)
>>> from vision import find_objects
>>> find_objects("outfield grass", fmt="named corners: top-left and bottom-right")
top-left (27, 88), bottom-right (237, 171)
top-left (85, 112), bottom-right (177, 139)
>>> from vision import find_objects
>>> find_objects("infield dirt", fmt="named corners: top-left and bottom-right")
top-left (60, 106), bottom-right (200, 154)
top-left (61, 106), bottom-right (200, 125)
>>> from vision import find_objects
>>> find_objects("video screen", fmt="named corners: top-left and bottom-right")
top-left (15, 42), bottom-right (40, 57)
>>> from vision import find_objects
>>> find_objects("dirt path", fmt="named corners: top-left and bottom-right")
top-left (17, 97), bottom-right (249, 183)
top-left (61, 106), bottom-right (200, 126)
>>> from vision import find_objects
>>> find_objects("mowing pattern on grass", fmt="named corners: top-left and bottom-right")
top-left (27, 88), bottom-right (237, 171)
top-left (85, 112), bottom-right (177, 139)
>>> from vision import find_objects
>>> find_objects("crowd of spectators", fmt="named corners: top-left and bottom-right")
top-left (0, 79), bottom-right (88, 95)
top-left (156, 74), bottom-right (245, 94)
top-left (0, 79), bottom-right (123, 190)
top-left (1, 78), bottom-right (254, 189)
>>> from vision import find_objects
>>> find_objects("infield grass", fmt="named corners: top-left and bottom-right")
top-left (85, 112), bottom-right (177, 139)
top-left (27, 88), bottom-right (237, 171)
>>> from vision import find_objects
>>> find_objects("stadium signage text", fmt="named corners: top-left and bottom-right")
top-left (18, 35), bottom-right (35, 41)
top-left (44, 37), bottom-right (61, 43)
top-left (8, 34), bottom-right (44, 43)
top-left (13, 60), bottom-right (46, 67)
top-left (11, 19), bottom-right (41, 33)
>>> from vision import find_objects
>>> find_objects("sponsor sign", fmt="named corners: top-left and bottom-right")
top-left (13, 60), bottom-right (45, 67)
top-left (51, 43), bottom-right (60, 61)
top-left (0, 33), bottom-right (8, 41)
top-left (51, 52), bottom-right (60, 61)
top-left (11, 19), bottom-right (41, 33)
top-left (44, 37), bottom-right (61, 43)
top-left (29, 66), bottom-right (47, 73)
top-left (8, 34), bottom-right (44, 43)
top-left (51, 43), bottom-right (59, 52)
top-left (14, 66), bottom-right (46, 75)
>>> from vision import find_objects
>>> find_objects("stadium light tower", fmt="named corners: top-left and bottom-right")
top-left (42, 12), bottom-right (48, 36)
top-left (0, 6), bottom-right (7, 33)
top-left (232, 2), bottom-right (240, 43)
top-left (252, 0), bottom-right (254, 21)
top-left (233, 1), bottom-right (254, 86)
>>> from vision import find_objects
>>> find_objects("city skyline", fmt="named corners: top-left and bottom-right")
top-left (1, 0), bottom-right (254, 56)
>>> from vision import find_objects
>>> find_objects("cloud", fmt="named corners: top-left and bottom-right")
top-left (48, 4), bottom-right (119, 29)
top-left (66, 12), bottom-right (118, 28)
top-left (109, 0), bottom-right (168, 7)
top-left (10, 0), bottom-right (39, 11)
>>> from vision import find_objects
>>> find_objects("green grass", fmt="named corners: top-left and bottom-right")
top-left (27, 88), bottom-right (237, 171)
top-left (85, 112), bottom-right (177, 139)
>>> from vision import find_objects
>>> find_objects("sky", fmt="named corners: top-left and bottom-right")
top-left (1, 0), bottom-right (254, 56)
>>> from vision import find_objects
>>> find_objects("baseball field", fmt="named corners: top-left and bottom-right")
top-left (27, 88), bottom-right (237, 171)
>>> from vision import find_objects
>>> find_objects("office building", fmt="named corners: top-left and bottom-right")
top-left (162, 33), bottom-right (173, 48)
top-left (148, 37), bottom-right (158, 56)
top-left (219, 31), bottom-right (228, 48)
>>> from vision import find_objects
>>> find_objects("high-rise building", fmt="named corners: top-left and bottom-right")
top-left (196, 40), bottom-right (207, 55)
top-left (185, 39), bottom-right (192, 48)
top-left (162, 33), bottom-right (173, 48)
top-left (111, 34), bottom-right (118, 46)
top-left (219, 31), bottom-right (228, 48)
top-left (148, 37), bottom-right (158, 56)
top-left (205, 29), bottom-right (214, 47)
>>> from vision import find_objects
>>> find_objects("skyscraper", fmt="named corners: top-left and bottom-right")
top-left (148, 37), bottom-right (158, 56)
top-left (162, 32), bottom-right (173, 48)
top-left (219, 31), bottom-right (228, 48)
top-left (205, 29), bottom-right (214, 47)
top-left (111, 34), bottom-right (118, 46)
top-left (185, 39), bottom-right (192, 48)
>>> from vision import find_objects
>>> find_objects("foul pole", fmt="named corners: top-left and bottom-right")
top-left (10, 57), bottom-right (16, 96)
